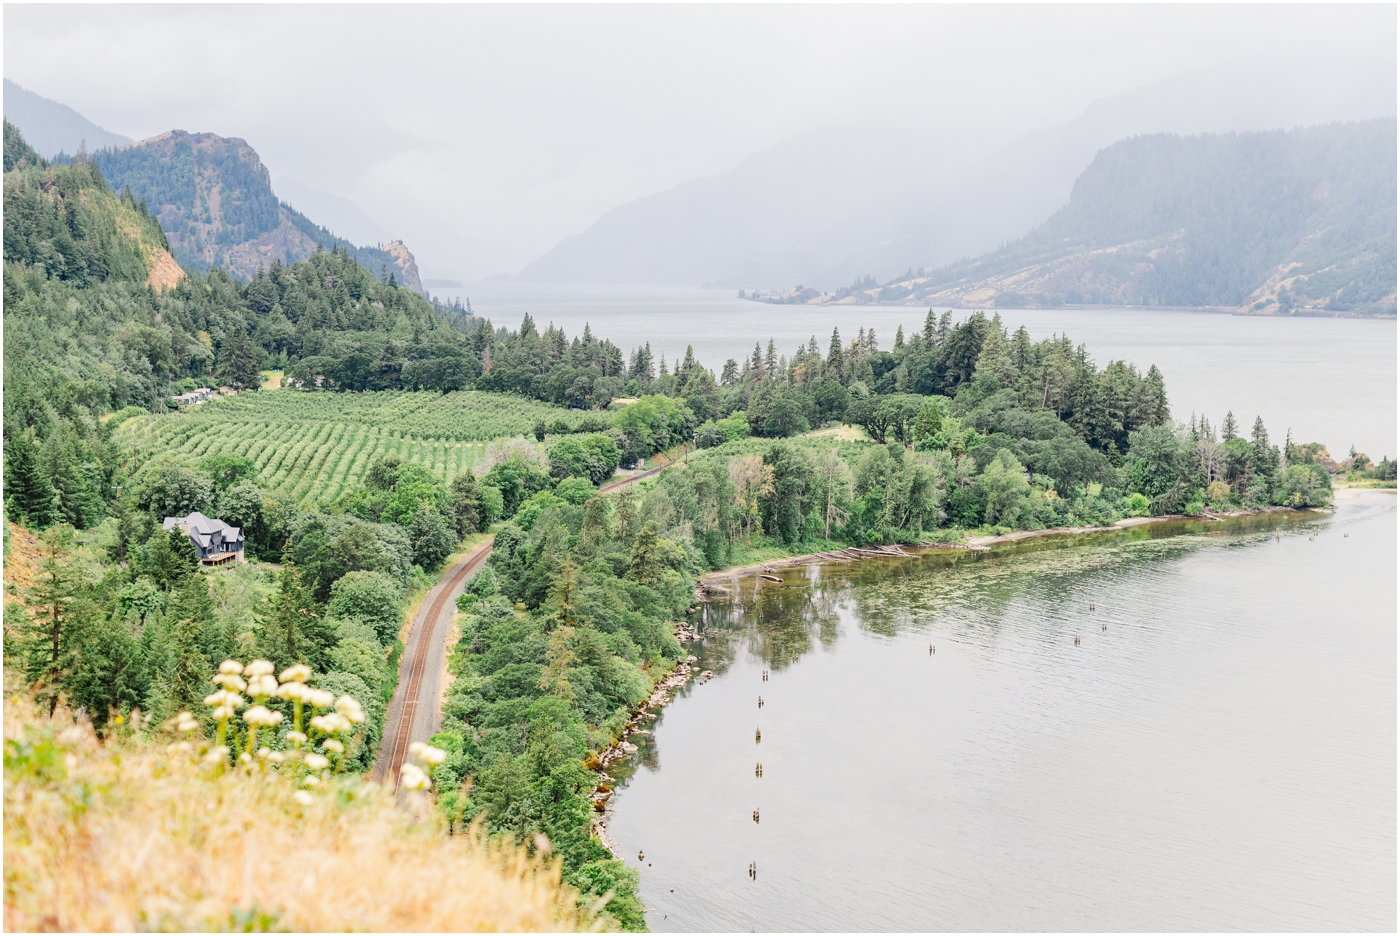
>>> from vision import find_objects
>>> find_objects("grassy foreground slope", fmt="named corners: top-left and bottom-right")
top-left (3, 691), bottom-right (602, 932)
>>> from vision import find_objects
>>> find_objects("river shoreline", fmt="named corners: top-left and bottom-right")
top-left (697, 504), bottom-right (1326, 588)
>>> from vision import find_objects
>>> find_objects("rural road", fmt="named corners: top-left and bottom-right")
top-left (372, 461), bottom-right (684, 788)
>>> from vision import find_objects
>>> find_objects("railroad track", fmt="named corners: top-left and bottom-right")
top-left (378, 540), bottom-right (493, 791)
top-left (598, 458), bottom-right (680, 493)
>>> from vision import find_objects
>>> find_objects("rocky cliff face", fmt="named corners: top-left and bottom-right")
top-left (97, 131), bottom-right (424, 293)
top-left (382, 239), bottom-right (425, 295)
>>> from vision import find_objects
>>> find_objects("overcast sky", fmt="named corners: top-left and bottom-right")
top-left (5, 4), bottom-right (1395, 279)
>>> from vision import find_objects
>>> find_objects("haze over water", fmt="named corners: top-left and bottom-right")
top-left (435, 282), bottom-right (1398, 460)
top-left (602, 492), bottom-right (1396, 931)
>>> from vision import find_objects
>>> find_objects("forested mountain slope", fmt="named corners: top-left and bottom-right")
top-left (95, 130), bottom-right (424, 292)
top-left (3, 124), bottom-right (467, 443)
top-left (845, 120), bottom-right (1396, 315)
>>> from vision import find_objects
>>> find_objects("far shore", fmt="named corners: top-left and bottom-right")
top-left (698, 504), bottom-right (1328, 587)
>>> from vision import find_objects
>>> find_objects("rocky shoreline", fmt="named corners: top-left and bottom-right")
top-left (587, 624), bottom-right (712, 858)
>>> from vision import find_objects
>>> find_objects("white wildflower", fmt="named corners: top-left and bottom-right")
top-left (265, 751), bottom-right (285, 764)
top-left (247, 674), bottom-right (279, 699)
top-left (204, 689), bottom-right (245, 709)
top-left (335, 696), bottom-right (365, 724)
top-left (419, 745), bottom-right (447, 766)
top-left (304, 688), bottom-right (335, 709)
top-left (399, 762), bottom-right (430, 791)
top-left (321, 739), bottom-right (344, 754)
top-left (286, 730), bottom-right (307, 746)
top-left (202, 744), bottom-right (229, 764)
top-left (304, 753), bottom-right (330, 770)
top-left (213, 672), bottom-right (247, 692)
top-left (239, 751), bottom-right (252, 764)
top-left (242, 705), bottom-right (283, 728)
top-left (408, 741), bottom-right (427, 760)
top-left (244, 659), bottom-right (275, 678)
top-left (279, 663), bottom-right (312, 684)
top-left (303, 774), bottom-right (321, 786)
top-left (293, 790), bottom-right (314, 806)
top-left (257, 746), bottom-right (273, 759)
top-left (211, 705), bottom-right (236, 721)
top-left (219, 659), bottom-right (244, 675)
top-left (278, 681), bottom-right (307, 701)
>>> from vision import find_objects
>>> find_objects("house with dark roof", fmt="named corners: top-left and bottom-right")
top-left (162, 511), bottom-right (245, 566)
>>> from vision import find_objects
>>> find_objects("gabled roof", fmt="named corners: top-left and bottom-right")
top-left (162, 511), bottom-right (245, 548)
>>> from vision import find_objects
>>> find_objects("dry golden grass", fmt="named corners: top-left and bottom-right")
top-left (4, 692), bottom-right (606, 932)
top-left (3, 520), bottom-right (42, 607)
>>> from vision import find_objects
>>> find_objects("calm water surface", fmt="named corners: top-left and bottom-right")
top-left (434, 282), bottom-right (1397, 459)
top-left (602, 492), bottom-right (1396, 931)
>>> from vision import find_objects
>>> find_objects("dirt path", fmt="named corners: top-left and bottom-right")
top-left (370, 539), bottom-right (493, 788)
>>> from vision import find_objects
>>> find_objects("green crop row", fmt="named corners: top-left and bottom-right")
top-left (112, 390), bottom-right (585, 506)
top-left (144, 389), bottom-right (572, 442)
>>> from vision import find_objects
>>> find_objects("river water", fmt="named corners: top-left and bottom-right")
top-left (433, 282), bottom-right (1397, 460)
top-left (601, 492), bottom-right (1396, 931)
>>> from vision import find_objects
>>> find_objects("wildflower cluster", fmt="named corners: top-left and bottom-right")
top-left (400, 740), bottom-right (447, 792)
top-left (163, 659), bottom-right (368, 797)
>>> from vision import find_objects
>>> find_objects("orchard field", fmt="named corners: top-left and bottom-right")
top-left (114, 390), bottom-right (570, 507)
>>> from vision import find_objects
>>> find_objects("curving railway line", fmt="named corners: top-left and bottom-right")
top-left (372, 459), bottom-right (681, 790)
top-left (371, 539), bottom-right (493, 789)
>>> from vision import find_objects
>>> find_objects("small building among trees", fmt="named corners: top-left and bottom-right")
top-left (162, 511), bottom-right (245, 566)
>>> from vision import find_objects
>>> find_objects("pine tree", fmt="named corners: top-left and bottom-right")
top-left (146, 527), bottom-right (198, 591)
top-left (1250, 416), bottom-right (1279, 485)
top-left (69, 612), bottom-right (147, 726)
top-left (4, 428), bottom-right (59, 528)
top-left (974, 314), bottom-right (1018, 388)
top-left (259, 568), bottom-right (332, 672)
top-left (894, 325), bottom-right (904, 349)
top-left (450, 473), bottom-right (482, 537)
top-left (168, 572), bottom-right (231, 664)
top-left (22, 526), bottom-right (83, 715)
top-left (936, 310), bottom-right (952, 346)
top-left (1144, 365), bottom-right (1170, 424)
top-left (219, 326), bottom-right (260, 389)
top-left (1221, 411), bottom-right (1238, 440)
top-left (626, 521), bottom-right (662, 586)
top-left (764, 340), bottom-right (777, 379)
top-left (922, 309), bottom-right (936, 342)
top-left (159, 613), bottom-right (208, 720)
top-left (827, 328), bottom-right (844, 383)
top-left (44, 433), bottom-right (103, 530)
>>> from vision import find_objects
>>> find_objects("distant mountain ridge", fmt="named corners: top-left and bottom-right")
top-left (823, 120), bottom-right (1396, 316)
top-left (2, 79), bottom-right (131, 158)
top-left (517, 61), bottom-right (1396, 290)
top-left (95, 130), bottom-right (424, 292)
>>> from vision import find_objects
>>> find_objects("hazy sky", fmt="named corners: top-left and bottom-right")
top-left (5, 4), bottom-right (1394, 278)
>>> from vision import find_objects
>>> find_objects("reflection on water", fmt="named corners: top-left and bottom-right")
top-left (605, 495), bottom-right (1397, 931)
